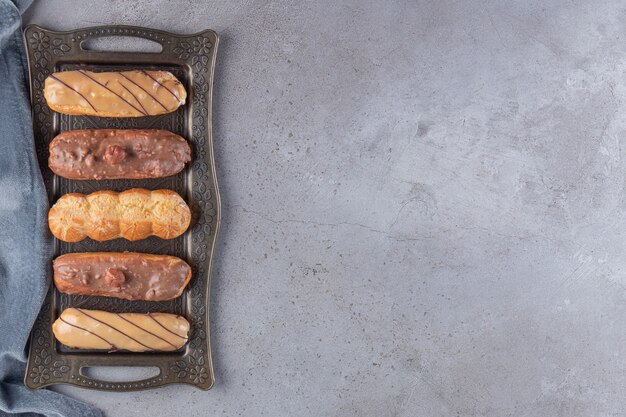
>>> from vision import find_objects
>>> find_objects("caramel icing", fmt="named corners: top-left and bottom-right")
top-left (53, 308), bottom-right (189, 352)
top-left (44, 70), bottom-right (186, 117)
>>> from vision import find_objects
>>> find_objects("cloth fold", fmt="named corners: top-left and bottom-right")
top-left (0, 1), bottom-right (101, 416)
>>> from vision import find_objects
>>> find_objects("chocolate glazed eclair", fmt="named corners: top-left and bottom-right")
top-left (53, 252), bottom-right (192, 301)
top-left (49, 129), bottom-right (191, 180)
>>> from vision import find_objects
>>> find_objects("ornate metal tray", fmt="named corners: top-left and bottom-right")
top-left (23, 25), bottom-right (219, 391)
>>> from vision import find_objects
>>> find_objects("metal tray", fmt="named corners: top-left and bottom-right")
top-left (23, 25), bottom-right (219, 391)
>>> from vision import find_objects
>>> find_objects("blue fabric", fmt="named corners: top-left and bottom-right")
top-left (0, 1), bottom-right (101, 416)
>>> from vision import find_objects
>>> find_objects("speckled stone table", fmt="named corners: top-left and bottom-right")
top-left (23, 0), bottom-right (626, 416)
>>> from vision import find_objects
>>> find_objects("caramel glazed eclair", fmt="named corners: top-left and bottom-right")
top-left (44, 70), bottom-right (186, 117)
top-left (53, 308), bottom-right (190, 352)
top-left (48, 189), bottom-right (191, 242)
top-left (54, 252), bottom-right (192, 301)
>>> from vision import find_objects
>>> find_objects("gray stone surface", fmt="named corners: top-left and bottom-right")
top-left (22, 0), bottom-right (626, 416)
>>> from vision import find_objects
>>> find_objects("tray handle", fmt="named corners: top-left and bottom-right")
top-left (76, 364), bottom-right (166, 390)
top-left (74, 25), bottom-right (173, 53)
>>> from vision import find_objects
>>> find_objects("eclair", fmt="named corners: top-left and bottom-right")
top-left (44, 70), bottom-right (186, 117)
top-left (53, 308), bottom-right (190, 352)
top-left (48, 189), bottom-right (191, 242)
top-left (54, 252), bottom-right (192, 301)
top-left (49, 129), bottom-right (191, 180)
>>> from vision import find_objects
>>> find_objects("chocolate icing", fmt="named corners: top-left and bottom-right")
top-left (54, 252), bottom-right (191, 301)
top-left (76, 309), bottom-right (153, 350)
top-left (141, 70), bottom-right (181, 101)
top-left (118, 81), bottom-right (149, 114)
top-left (148, 313), bottom-right (187, 340)
top-left (59, 316), bottom-right (117, 351)
top-left (48, 74), bottom-right (97, 112)
top-left (120, 72), bottom-right (169, 111)
top-left (114, 313), bottom-right (178, 349)
top-left (77, 70), bottom-right (147, 115)
top-left (49, 129), bottom-right (191, 180)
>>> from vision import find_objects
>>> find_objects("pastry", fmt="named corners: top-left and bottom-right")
top-left (44, 70), bottom-right (186, 117)
top-left (53, 308), bottom-right (189, 352)
top-left (54, 252), bottom-right (192, 301)
top-left (48, 189), bottom-right (191, 242)
top-left (49, 129), bottom-right (191, 180)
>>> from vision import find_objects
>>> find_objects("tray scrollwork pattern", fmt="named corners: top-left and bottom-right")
top-left (23, 24), bottom-right (219, 391)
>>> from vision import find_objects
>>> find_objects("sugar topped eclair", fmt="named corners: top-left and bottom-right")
top-left (48, 189), bottom-right (191, 242)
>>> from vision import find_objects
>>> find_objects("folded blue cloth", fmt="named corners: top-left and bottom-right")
top-left (0, 1), bottom-right (101, 416)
